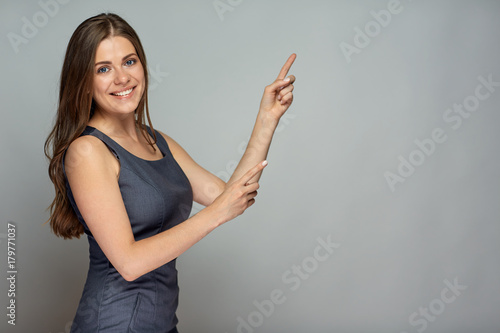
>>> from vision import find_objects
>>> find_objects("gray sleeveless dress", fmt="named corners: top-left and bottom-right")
top-left (65, 126), bottom-right (193, 333)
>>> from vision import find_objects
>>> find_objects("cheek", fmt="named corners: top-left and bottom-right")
top-left (93, 77), bottom-right (112, 97)
top-left (135, 70), bottom-right (146, 95)
top-left (136, 69), bottom-right (146, 86)
top-left (132, 63), bottom-right (145, 84)
top-left (91, 80), bottom-right (109, 107)
top-left (93, 78), bottom-right (104, 94)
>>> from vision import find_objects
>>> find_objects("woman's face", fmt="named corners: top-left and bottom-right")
top-left (92, 36), bottom-right (145, 117)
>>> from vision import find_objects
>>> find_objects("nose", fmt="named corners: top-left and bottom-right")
top-left (114, 67), bottom-right (130, 85)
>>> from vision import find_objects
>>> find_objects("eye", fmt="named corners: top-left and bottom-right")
top-left (125, 59), bottom-right (136, 66)
top-left (97, 66), bottom-right (109, 74)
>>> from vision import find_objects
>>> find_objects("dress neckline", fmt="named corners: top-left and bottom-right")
top-left (85, 126), bottom-right (167, 162)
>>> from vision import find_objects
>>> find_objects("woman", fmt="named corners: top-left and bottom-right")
top-left (45, 12), bottom-right (295, 332)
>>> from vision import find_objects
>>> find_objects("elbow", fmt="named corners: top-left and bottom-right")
top-left (121, 271), bottom-right (139, 282)
top-left (110, 243), bottom-right (145, 282)
top-left (115, 264), bottom-right (138, 282)
top-left (114, 260), bottom-right (142, 282)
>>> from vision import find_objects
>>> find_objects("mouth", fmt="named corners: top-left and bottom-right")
top-left (110, 86), bottom-right (135, 97)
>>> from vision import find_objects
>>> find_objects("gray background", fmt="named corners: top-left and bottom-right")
top-left (1, 0), bottom-right (499, 332)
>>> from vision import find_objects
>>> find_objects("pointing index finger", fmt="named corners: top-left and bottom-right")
top-left (277, 53), bottom-right (297, 80)
top-left (242, 160), bottom-right (268, 185)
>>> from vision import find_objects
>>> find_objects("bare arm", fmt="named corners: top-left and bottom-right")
top-left (65, 136), bottom-right (267, 281)
top-left (227, 54), bottom-right (296, 186)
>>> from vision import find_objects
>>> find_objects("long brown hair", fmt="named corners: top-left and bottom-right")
top-left (44, 13), bottom-right (156, 239)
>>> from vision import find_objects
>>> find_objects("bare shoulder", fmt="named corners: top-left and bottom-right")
top-left (65, 135), bottom-right (119, 176)
top-left (157, 130), bottom-right (175, 146)
top-left (157, 130), bottom-right (185, 156)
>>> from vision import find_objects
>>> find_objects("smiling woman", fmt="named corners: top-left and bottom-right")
top-left (92, 39), bottom-right (145, 117)
top-left (45, 13), bottom-right (156, 240)
top-left (44, 12), bottom-right (296, 333)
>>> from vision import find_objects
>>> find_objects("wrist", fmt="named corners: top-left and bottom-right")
top-left (201, 203), bottom-right (226, 228)
top-left (257, 110), bottom-right (280, 128)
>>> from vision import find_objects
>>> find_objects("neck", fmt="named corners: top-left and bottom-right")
top-left (88, 110), bottom-right (140, 140)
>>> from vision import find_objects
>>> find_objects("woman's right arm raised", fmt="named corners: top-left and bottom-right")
top-left (65, 137), bottom-right (267, 281)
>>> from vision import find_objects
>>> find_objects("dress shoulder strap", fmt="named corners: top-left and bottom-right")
top-left (81, 126), bottom-right (120, 160)
top-left (145, 126), bottom-right (171, 155)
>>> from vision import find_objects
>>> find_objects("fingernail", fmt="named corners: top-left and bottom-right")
top-left (283, 77), bottom-right (291, 82)
top-left (262, 160), bottom-right (268, 166)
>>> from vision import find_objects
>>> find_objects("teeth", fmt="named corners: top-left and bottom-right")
top-left (112, 88), bottom-right (133, 96)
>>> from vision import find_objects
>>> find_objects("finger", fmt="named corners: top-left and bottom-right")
top-left (281, 75), bottom-right (296, 87)
top-left (266, 75), bottom-right (295, 95)
top-left (241, 160), bottom-right (268, 185)
top-left (247, 190), bottom-right (258, 200)
top-left (245, 182), bottom-right (260, 193)
top-left (247, 198), bottom-right (256, 208)
top-left (280, 92), bottom-right (293, 105)
top-left (277, 53), bottom-right (297, 80)
top-left (278, 84), bottom-right (294, 100)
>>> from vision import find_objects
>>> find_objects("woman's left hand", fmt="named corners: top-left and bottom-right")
top-left (259, 54), bottom-right (297, 121)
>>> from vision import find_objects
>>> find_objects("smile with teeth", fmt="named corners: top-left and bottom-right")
top-left (111, 87), bottom-right (134, 96)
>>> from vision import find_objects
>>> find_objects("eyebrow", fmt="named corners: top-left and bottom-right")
top-left (95, 53), bottom-right (138, 66)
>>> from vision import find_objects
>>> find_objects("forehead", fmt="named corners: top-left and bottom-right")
top-left (95, 36), bottom-right (136, 61)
